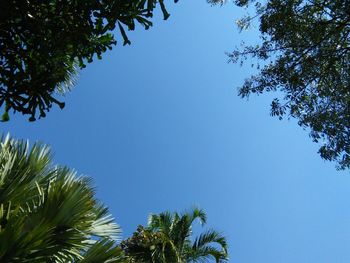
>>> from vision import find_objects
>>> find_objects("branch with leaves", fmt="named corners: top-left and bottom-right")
top-left (219, 0), bottom-right (350, 169)
top-left (0, 0), bottom-right (177, 121)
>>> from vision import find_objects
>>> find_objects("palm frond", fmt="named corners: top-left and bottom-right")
top-left (0, 135), bottom-right (121, 262)
top-left (78, 239), bottom-right (124, 263)
top-left (186, 207), bottom-right (207, 226)
top-left (90, 214), bottom-right (121, 241)
top-left (56, 59), bottom-right (80, 95)
top-left (148, 211), bottom-right (173, 236)
top-left (192, 230), bottom-right (227, 252)
top-left (188, 230), bottom-right (228, 263)
top-left (187, 245), bottom-right (228, 263)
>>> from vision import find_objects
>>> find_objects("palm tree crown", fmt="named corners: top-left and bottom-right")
top-left (121, 207), bottom-right (228, 263)
top-left (0, 135), bottom-right (122, 262)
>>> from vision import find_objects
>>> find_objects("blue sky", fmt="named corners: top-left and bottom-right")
top-left (3, 1), bottom-right (350, 262)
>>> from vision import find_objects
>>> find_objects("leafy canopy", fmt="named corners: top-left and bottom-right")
top-left (0, 0), bottom-right (176, 121)
top-left (222, 0), bottom-right (350, 169)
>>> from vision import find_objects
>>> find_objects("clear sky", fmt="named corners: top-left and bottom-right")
top-left (3, 1), bottom-right (350, 262)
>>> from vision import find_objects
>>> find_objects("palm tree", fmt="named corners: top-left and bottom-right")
top-left (121, 207), bottom-right (228, 263)
top-left (0, 135), bottom-right (123, 262)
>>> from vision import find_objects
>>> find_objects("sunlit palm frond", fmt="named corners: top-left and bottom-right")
top-left (187, 207), bottom-right (207, 226)
top-left (0, 135), bottom-right (121, 262)
top-left (148, 211), bottom-right (173, 235)
top-left (78, 239), bottom-right (124, 263)
top-left (56, 59), bottom-right (79, 94)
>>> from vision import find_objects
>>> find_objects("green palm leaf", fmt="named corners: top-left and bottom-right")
top-left (78, 239), bottom-right (124, 263)
top-left (0, 135), bottom-right (122, 262)
top-left (188, 230), bottom-right (228, 263)
top-left (123, 207), bottom-right (228, 263)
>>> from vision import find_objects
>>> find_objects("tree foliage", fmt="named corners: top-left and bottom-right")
top-left (0, 135), bottom-right (123, 262)
top-left (121, 207), bottom-right (228, 263)
top-left (0, 0), bottom-right (176, 121)
top-left (222, 0), bottom-right (350, 169)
